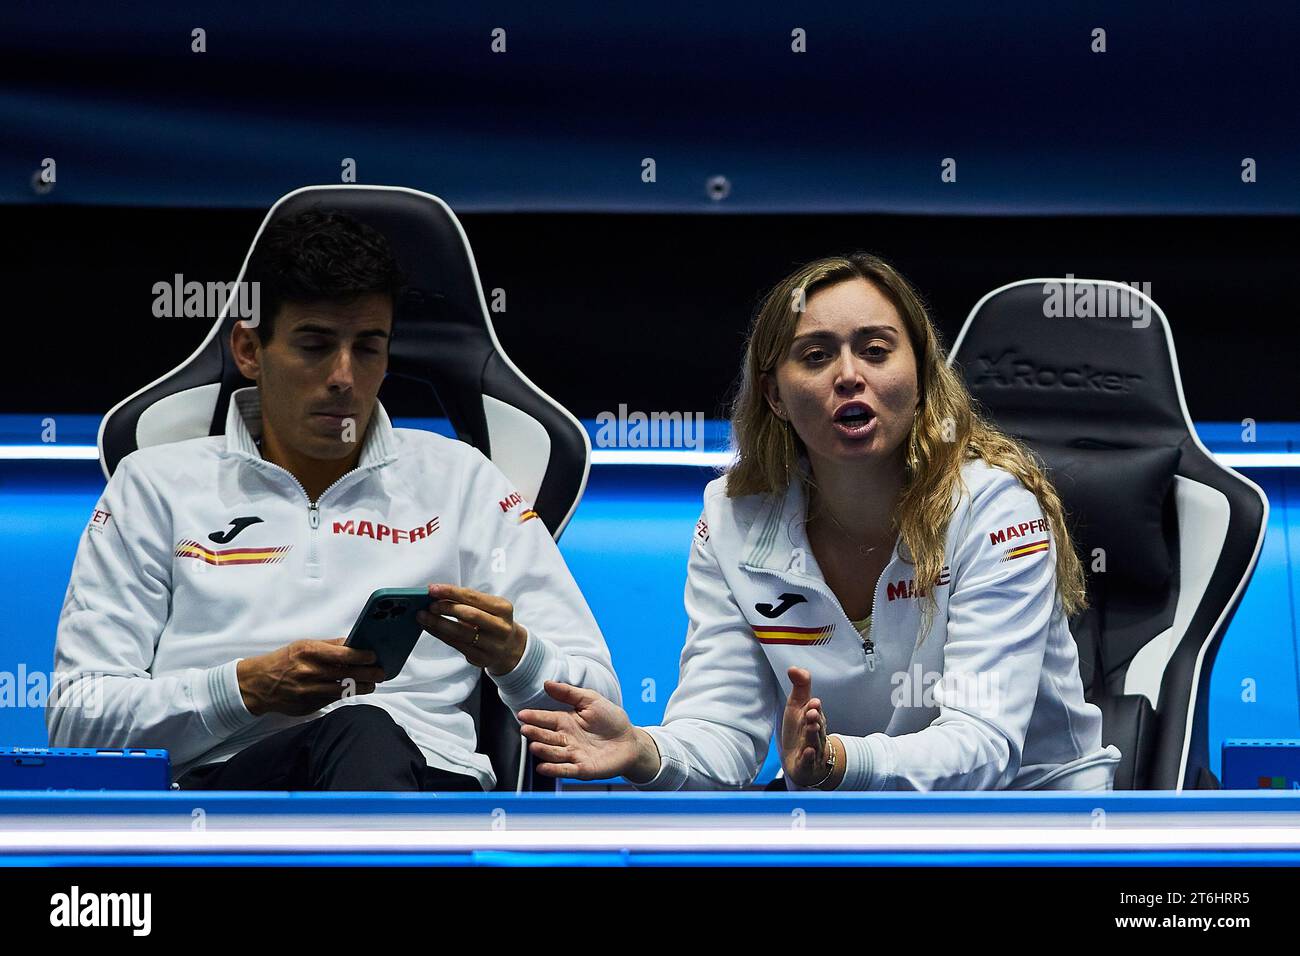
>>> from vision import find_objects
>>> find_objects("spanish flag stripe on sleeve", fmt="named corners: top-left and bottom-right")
top-left (1002, 538), bottom-right (1050, 562)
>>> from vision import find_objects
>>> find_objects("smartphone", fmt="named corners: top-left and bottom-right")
top-left (344, 587), bottom-right (430, 681)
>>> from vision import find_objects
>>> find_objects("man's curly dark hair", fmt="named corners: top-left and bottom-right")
top-left (244, 206), bottom-right (405, 342)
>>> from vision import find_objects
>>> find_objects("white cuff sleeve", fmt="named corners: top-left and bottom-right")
top-left (630, 727), bottom-right (689, 791)
top-left (195, 659), bottom-right (257, 736)
top-left (489, 628), bottom-right (555, 711)
top-left (834, 733), bottom-right (889, 791)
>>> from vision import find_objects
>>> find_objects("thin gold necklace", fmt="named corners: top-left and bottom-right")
top-left (813, 495), bottom-right (887, 557)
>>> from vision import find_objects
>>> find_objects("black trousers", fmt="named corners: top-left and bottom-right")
top-left (175, 704), bottom-right (483, 792)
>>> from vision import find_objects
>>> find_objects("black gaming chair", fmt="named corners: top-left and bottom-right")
top-left (98, 184), bottom-right (593, 792)
top-left (948, 278), bottom-right (1268, 791)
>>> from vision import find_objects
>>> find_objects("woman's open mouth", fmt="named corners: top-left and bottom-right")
top-left (832, 403), bottom-right (877, 439)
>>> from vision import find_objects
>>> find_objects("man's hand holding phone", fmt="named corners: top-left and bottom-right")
top-left (236, 639), bottom-right (385, 717)
top-left (235, 584), bottom-right (527, 718)
top-left (418, 583), bottom-right (528, 676)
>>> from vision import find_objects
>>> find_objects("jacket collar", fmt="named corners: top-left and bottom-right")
top-left (740, 466), bottom-right (813, 573)
top-left (740, 460), bottom-right (903, 574)
top-left (224, 386), bottom-right (398, 470)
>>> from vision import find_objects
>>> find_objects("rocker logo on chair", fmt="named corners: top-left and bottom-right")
top-left (47, 205), bottom-right (620, 792)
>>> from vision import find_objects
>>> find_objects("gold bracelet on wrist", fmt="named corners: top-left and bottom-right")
top-left (810, 734), bottom-right (836, 789)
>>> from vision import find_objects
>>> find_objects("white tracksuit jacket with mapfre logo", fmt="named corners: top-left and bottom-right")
top-left (637, 457), bottom-right (1121, 791)
top-left (47, 387), bottom-right (619, 788)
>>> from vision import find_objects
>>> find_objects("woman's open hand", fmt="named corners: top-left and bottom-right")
top-left (780, 666), bottom-right (835, 788)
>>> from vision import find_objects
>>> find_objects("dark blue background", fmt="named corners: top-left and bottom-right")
top-left (3, 1), bottom-right (1297, 213)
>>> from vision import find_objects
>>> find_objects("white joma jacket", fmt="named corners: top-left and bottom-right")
top-left (48, 386), bottom-right (620, 789)
top-left (639, 457), bottom-right (1122, 791)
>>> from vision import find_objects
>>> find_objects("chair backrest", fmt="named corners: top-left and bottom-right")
top-left (99, 184), bottom-right (589, 791)
top-left (949, 278), bottom-right (1268, 790)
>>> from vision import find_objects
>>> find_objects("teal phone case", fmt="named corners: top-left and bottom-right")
top-left (344, 587), bottom-right (430, 681)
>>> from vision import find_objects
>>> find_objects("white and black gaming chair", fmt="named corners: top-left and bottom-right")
top-left (949, 279), bottom-right (1268, 791)
top-left (98, 184), bottom-right (593, 792)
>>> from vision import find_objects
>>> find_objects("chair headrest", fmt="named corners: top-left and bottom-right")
top-left (950, 279), bottom-right (1190, 449)
top-left (99, 185), bottom-right (590, 537)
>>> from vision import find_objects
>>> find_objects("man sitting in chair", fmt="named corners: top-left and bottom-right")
top-left (47, 208), bottom-right (620, 791)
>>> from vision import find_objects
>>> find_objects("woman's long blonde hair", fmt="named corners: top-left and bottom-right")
top-left (727, 253), bottom-right (1087, 625)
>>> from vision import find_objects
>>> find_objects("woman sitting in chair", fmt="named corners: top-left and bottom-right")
top-left (520, 253), bottom-right (1122, 791)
